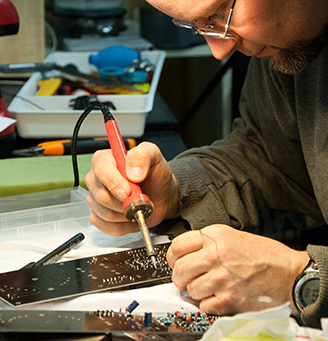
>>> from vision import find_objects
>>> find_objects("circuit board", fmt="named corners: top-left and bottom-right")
top-left (0, 243), bottom-right (172, 307)
top-left (0, 309), bottom-right (218, 335)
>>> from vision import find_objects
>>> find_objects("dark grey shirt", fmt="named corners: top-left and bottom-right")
top-left (162, 45), bottom-right (328, 329)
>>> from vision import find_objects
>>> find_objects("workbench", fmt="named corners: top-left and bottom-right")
top-left (0, 185), bottom-right (201, 341)
top-left (0, 88), bottom-right (194, 340)
top-left (0, 92), bottom-right (186, 197)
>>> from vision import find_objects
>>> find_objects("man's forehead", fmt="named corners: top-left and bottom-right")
top-left (146, 0), bottom-right (224, 21)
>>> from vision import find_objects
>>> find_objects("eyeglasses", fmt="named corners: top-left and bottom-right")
top-left (172, 0), bottom-right (237, 39)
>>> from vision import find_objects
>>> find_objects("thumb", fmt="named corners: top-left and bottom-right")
top-left (125, 143), bottom-right (152, 182)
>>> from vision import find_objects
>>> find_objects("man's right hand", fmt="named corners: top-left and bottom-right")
top-left (85, 142), bottom-right (180, 236)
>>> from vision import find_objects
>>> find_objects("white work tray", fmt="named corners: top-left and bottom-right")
top-left (0, 187), bottom-right (91, 242)
top-left (8, 50), bottom-right (166, 138)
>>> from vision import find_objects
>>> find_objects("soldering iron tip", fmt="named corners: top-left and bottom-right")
top-left (151, 255), bottom-right (157, 269)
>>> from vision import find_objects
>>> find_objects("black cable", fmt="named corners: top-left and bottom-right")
top-left (72, 102), bottom-right (114, 187)
top-left (1, 89), bottom-right (46, 110)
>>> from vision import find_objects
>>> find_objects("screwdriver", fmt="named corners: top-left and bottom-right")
top-left (103, 108), bottom-right (157, 268)
top-left (12, 137), bottom-right (136, 157)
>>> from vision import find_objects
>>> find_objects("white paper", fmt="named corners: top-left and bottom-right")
top-left (0, 116), bottom-right (16, 133)
top-left (202, 303), bottom-right (327, 341)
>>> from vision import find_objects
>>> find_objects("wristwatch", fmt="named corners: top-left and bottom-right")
top-left (293, 259), bottom-right (320, 311)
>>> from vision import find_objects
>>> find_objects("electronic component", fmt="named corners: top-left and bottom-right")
top-left (0, 243), bottom-right (171, 307)
top-left (127, 300), bottom-right (140, 313)
top-left (0, 309), bottom-right (217, 335)
top-left (144, 311), bottom-right (152, 327)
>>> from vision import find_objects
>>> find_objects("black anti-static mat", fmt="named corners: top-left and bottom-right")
top-left (0, 243), bottom-right (172, 307)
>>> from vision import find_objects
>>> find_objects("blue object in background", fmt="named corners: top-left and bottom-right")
top-left (89, 46), bottom-right (139, 69)
top-left (99, 66), bottom-right (148, 83)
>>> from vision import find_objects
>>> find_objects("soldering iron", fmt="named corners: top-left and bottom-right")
top-left (71, 102), bottom-right (157, 268)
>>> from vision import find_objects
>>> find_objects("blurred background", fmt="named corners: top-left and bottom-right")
top-left (0, 0), bottom-right (250, 149)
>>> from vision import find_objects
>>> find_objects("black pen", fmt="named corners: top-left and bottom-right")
top-left (21, 233), bottom-right (85, 269)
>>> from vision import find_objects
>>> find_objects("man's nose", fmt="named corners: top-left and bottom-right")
top-left (206, 38), bottom-right (238, 60)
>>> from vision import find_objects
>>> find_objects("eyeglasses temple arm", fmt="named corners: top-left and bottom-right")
top-left (224, 0), bottom-right (237, 34)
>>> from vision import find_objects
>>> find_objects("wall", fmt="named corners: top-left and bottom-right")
top-left (158, 56), bottom-right (233, 148)
top-left (0, 0), bottom-right (45, 65)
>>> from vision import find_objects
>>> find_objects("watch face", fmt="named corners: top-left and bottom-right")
top-left (301, 278), bottom-right (320, 307)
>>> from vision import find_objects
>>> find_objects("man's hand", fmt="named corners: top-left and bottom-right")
top-left (167, 224), bottom-right (309, 315)
top-left (85, 142), bottom-right (180, 236)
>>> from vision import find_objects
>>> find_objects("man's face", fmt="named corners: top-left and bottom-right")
top-left (146, 0), bottom-right (328, 74)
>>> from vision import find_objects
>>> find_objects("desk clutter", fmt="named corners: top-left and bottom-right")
top-left (0, 186), bottom-right (209, 339)
top-left (1, 186), bottom-right (328, 340)
top-left (4, 46), bottom-right (166, 139)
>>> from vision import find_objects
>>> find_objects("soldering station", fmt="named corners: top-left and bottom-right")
top-left (0, 0), bottom-right (258, 340)
top-left (1, 0), bottom-right (327, 337)
top-left (0, 0), bottom-right (214, 339)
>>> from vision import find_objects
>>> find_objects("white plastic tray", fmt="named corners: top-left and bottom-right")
top-left (8, 50), bottom-right (166, 138)
top-left (0, 187), bottom-right (91, 242)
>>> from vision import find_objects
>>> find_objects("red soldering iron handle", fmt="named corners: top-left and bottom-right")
top-left (104, 119), bottom-right (153, 218)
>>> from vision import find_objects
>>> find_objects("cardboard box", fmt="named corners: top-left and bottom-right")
top-left (0, 0), bottom-right (45, 74)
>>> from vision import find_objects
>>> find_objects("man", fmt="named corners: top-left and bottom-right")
top-left (85, 0), bottom-right (328, 329)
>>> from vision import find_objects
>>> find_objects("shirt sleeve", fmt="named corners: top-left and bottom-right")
top-left (167, 56), bottom-right (325, 239)
top-left (301, 245), bottom-right (328, 329)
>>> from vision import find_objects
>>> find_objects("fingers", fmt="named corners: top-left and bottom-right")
top-left (86, 191), bottom-right (124, 220)
top-left (85, 149), bottom-right (131, 202)
top-left (167, 225), bottom-right (304, 317)
top-left (171, 249), bottom-right (206, 291)
top-left (125, 144), bottom-right (150, 183)
top-left (166, 226), bottom-right (245, 316)
top-left (198, 294), bottom-right (238, 316)
top-left (89, 210), bottom-right (140, 236)
top-left (126, 142), bottom-right (162, 183)
top-left (168, 230), bottom-right (221, 291)
top-left (167, 230), bottom-right (204, 268)
top-left (85, 143), bottom-right (177, 236)
top-left (186, 268), bottom-right (229, 301)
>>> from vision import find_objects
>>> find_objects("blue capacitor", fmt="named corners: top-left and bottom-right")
top-left (144, 312), bottom-right (152, 327)
top-left (127, 300), bottom-right (139, 313)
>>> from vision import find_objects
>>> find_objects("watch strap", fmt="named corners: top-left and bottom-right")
top-left (293, 259), bottom-right (319, 312)
top-left (300, 245), bottom-right (328, 329)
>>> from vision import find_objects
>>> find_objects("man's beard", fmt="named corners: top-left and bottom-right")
top-left (267, 23), bottom-right (328, 75)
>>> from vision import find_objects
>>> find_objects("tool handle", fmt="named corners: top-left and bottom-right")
top-left (0, 62), bottom-right (55, 74)
top-left (104, 119), bottom-right (152, 215)
top-left (63, 139), bottom-right (110, 155)
top-left (39, 138), bottom-right (135, 156)
top-left (105, 120), bottom-right (142, 194)
top-left (33, 233), bottom-right (85, 267)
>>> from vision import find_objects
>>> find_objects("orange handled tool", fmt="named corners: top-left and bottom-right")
top-left (12, 138), bottom-right (136, 157)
